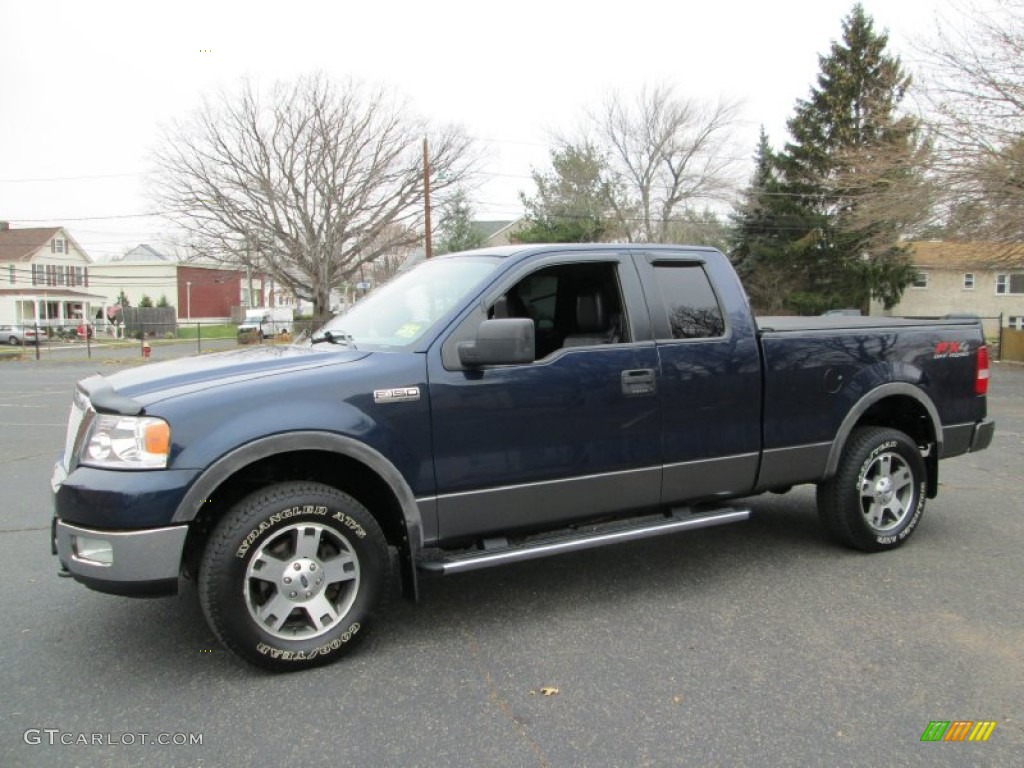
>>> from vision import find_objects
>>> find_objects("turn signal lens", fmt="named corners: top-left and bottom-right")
top-left (144, 421), bottom-right (171, 455)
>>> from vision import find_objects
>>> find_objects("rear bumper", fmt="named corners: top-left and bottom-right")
top-left (942, 418), bottom-right (995, 458)
top-left (970, 418), bottom-right (995, 453)
top-left (54, 520), bottom-right (187, 597)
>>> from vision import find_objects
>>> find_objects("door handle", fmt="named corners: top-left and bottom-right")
top-left (621, 368), bottom-right (656, 396)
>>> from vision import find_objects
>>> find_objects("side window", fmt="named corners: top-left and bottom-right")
top-left (652, 263), bottom-right (725, 340)
top-left (488, 262), bottom-right (630, 359)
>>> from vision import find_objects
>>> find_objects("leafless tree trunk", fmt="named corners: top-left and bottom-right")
top-left (590, 84), bottom-right (742, 243)
top-left (917, 0), bottom-right (1024, 241)
top-left (152, 74), bottom-right (476, 315)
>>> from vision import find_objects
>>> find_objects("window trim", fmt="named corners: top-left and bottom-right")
top-left (911, 271), bottom-right (929, 289)
top-left (963, 272), bottom-right (974, 291)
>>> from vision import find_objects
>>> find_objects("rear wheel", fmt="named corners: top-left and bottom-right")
top-left (816, 427), bottom-right (927, 552)
top-left (199, 481), bottom-right (391, 671)
top-left (8, 336), bottom-right (18, 346)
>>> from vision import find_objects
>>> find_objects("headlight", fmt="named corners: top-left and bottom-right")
top-left (80, 415), bottom-right (171, 469)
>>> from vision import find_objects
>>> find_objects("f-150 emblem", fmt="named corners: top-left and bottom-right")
top-left (374, 387), bottom-right (421, 404)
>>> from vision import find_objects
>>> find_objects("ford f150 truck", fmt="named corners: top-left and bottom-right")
top-left (51, 244), bottom-right (995, 670)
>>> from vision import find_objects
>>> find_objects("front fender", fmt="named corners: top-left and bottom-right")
top-left (173, 431), bottom-right (423, 600)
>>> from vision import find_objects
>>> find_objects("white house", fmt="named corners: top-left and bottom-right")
top-left (0, 222), bottom-right (105, 329)
top-left (89, 244), bottom-right (179, 316)
top-left (876, 241), bottom-right (1024, 338)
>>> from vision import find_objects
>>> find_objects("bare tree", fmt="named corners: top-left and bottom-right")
top-left (590, 84), bottom-right (742, 243)
top-left (152, 74), bottom-right (476, 314)
top-left (917, 0), bottom-right (1024, 241)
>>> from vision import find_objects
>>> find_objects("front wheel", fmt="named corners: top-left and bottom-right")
top-left (816, 427), bottom-right (927, 552)
top-left (199, 481), bottom-right (391, 671)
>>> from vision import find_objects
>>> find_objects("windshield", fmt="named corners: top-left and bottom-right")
top-left (314, 256), bottom-right (500, 349)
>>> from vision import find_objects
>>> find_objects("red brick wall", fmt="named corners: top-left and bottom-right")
top-left (176, 266), bottom-right (242, 319)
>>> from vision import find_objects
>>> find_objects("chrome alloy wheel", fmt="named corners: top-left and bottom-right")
top-left (858, 451), bottom-right (916, 533)
top-left (243, 522), bottom-right (361, 641)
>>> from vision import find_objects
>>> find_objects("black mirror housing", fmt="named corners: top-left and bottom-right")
top-left (457, 318), bottom-right (535, 367)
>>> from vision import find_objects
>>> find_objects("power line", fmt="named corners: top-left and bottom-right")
top-left (0, 172), bottom-right (145, 184)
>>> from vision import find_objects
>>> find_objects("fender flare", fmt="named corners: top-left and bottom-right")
top-left (173, 431), bottom-right (423, 599)
top-left (824, 383), bottom-right (943, 479)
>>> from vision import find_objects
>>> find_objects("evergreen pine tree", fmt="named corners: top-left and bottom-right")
top-left (775, 3), bottom-right (924, 313)
top-left (728, 128), bottom-right (795, 312)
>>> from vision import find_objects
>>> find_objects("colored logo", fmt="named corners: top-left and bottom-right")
top-left (920, 721), bottom-right (996, 742)
top-left (933, 341), bottom-right (971, 359)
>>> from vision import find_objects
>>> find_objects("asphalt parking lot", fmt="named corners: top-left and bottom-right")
top-left (0, 352), bottom-right (1021, 767)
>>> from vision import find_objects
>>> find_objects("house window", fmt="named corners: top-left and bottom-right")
top-left (1007, 316), bottom-right (1024, 330)
top-left (912, 271), bottom-right (929, 289)
top-left (51, 238), bottom-right (66, 254)
top-left (963, 273), bottom-right (974, 290)
top-left (32, 264), bottom-right (43, 285)
top-left (996, 273), bottom-right (1024, 295)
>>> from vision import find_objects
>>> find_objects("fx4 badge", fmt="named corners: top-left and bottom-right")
top-left (374, 387), bottom-right (421, 404)
top-left (934, 341), bottom-right (971, 359)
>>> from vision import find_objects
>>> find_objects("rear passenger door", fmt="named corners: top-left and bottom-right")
top-left (635, 252), bottom-right (762, 503)
top-left (427, 252), bottom-right (663, 542)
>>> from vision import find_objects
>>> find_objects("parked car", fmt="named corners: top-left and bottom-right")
top-left (238, 308), bottom-right (293, 339)
top-left (1, 324), bottom-right (40, 345)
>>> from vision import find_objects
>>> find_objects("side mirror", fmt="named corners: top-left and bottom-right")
top-left (457, 318), bottom-right (535, 367)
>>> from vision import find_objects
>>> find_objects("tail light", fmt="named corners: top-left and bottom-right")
top-left (975, 344), bottom-right (989, 395)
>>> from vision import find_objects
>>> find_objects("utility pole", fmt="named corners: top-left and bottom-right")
top-left (423, 138), bottom-right (433, 259)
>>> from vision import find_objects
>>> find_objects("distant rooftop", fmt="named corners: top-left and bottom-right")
top-left (110, 244), bottom-right (172, 262)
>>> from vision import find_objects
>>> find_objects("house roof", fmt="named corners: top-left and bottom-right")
top-left (909, 241), bottom-right (1024, 270)
top-left (0, 227), bottom-right (61, 262)
top-left (116, 244), bottom-right (172, 262)
top-left (0, 287), bottom-right (107, 299)
top-left (472, 220), bottom-right (516, 240)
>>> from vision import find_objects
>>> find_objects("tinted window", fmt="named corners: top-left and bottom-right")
top-left (652, 264), bottom-right (724, 339)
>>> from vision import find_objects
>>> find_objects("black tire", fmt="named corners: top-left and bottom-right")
top-left (816, 426), bottom-right (927, 552)
top-left (8, 336), bottom-right (19, 346)
top-left (199, 481), bottom-right (391, 671)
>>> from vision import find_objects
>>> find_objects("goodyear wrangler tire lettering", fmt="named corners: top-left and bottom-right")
top-left (200, 482), bottom-right (389, 672)
top-left (816, 427), bottom-right (927, 553)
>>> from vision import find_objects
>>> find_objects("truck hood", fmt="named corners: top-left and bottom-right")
top-left (90, 344), bottom-right (369, 408)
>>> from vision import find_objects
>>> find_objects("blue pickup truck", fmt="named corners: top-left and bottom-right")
top-left (51, 244), bottom-right (994, 670)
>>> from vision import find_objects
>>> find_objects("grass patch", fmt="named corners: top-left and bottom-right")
top-left (176, 324), bottom-right (237, 340)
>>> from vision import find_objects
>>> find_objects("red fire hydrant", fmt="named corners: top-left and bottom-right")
top-left (142, 342), bottom-right (151, 359)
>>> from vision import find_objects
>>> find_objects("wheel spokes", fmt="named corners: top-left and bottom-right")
top-left (303, 594), bottom-right (340, 631)
top-left (321, 553), bottom-right (357, 585)
top-left (294, 525), bottom-right (324, 559)
top-left (255, 592), bottom-right (294, 631)
top-left (249, 551), bottom-right (288, 584)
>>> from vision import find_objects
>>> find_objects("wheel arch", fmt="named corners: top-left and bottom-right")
top-left (175, 432), bottom-right (422, 600)
top-left (825, 383), bottom-right (942, 496)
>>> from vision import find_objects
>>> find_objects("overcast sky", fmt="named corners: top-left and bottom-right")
top-left (0, 0), bottom-right (977, 260)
